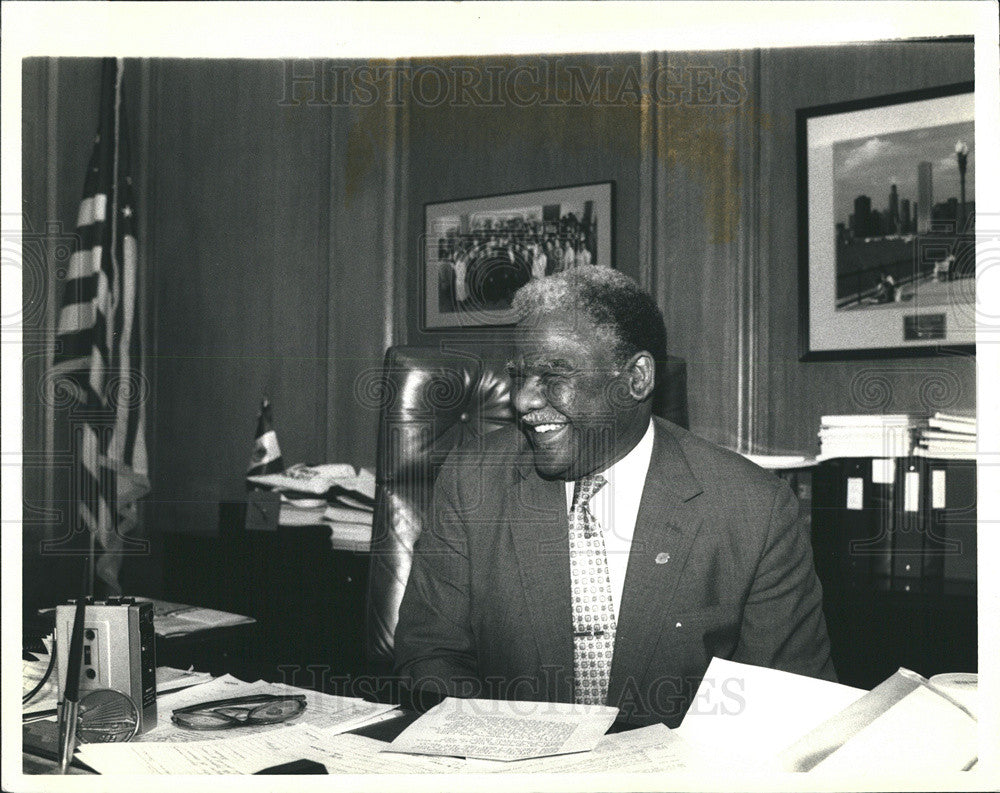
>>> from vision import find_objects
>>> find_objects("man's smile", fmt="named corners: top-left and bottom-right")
top-left (526, 421), bottom-right (569, 443)
top-left (522, 413), bottom-right (571, 444)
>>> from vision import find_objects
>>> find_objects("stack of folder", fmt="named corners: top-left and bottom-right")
top-left (817, 414), bottom-right (919, 459)
top-left (914, 412), bottom-right (976, 460)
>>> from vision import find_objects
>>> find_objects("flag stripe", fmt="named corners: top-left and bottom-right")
top-left (120, 238), bottom-right (142, 467)
top-left (57, 301), bottom-right (97, 335)
top-left (61, 272), bottom-right (100, 304)
top-left (76, 194), bottom-right (108, 227)
top-left (73, 221), bottom-right (106, 254)
top-left (65, 245), bottom-right (104, 282)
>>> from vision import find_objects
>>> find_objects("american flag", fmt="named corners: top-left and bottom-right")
top-left (50, 58), bottom-right (149, 595)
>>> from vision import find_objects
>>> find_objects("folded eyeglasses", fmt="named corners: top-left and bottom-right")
top-left (171, 694), bottom-right (307, 730)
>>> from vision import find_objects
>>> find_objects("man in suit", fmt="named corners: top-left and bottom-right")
top-left (394, 266), bottom-right (834, 726)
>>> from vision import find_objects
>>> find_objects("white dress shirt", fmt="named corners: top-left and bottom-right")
top-left (564, 418), bottom-right (655, 621)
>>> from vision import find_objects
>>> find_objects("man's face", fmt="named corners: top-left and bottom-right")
top-left (510, 310), bottom-right (641, 480)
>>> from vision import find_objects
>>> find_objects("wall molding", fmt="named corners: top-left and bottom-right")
top-left (643, 49), bottom-right (764, 451)
top-left (43, 58), bottom-right (59, 532)
top-left (734, 48), bottom-right (764, 455)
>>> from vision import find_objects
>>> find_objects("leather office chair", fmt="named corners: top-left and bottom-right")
top-left (365, 345), bottom-right (689, 675)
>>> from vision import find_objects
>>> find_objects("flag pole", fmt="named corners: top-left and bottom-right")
top-left (87, 533), bottom-right (95, 598)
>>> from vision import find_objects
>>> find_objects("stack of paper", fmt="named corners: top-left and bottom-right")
top-left (739, 454), bottom-right (815, 470)
top-left (22, 634), bottom-right (56, 708)
top-left (817, 414), bottom-right (919, 459)
top-left (267, 463), bottom-right (376, 550)
top-left (135, 598), bottom-right (256, 638)
top-left (35, 600), bottom-right (257, 640)
top-left (53, 659), bottom-right (985, 778)
top-left (248, 463), bottom-right (376, 503)
top-left (674, 657), bottom-right (868, 767)
top-left (277, 503), bottom-right (373, 551)
top-left (914, 412), bottom-right (976, 460)
top-left (676, 658), bottom-right (979, 776)
top-left (773, 668), bottom-right (978, 774)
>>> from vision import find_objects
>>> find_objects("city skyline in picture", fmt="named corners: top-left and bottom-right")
top-left (833, 120), bottom-right (975, 234)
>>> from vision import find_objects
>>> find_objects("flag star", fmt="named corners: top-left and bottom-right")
top-left (122, 206), bottom-right (132, 217)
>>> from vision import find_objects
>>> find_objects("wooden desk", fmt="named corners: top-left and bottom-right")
top-left (162, 504), bottom-right (370, 687)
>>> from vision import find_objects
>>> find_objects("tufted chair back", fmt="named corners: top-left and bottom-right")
top-left (364, 345), bottom-right (689, 674)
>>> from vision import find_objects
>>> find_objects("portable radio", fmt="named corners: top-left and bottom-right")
top-left (55, 597), bottom-right (157, 734)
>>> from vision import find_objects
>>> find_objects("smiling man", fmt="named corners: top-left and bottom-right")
top-left (394, 267), bottom-right (834, 726)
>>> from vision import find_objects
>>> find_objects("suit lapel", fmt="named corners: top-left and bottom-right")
top-left (509, 450), bottom-right (574, 695)
top-left (608, 419), bottom-right (704, 707)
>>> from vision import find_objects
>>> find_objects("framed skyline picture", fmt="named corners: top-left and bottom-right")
top-left (797, 83), bottom-right (975, 360)
top-left (423, 182), bottom-right (613, 330)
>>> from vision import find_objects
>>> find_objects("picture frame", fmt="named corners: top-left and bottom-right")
top-left (797, 83), bottom-right (975, 360)
top-left (423, 182), bottom-right (614, 330)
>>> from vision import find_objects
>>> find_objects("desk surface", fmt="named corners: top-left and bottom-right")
top-left (22, 710), bottom-right (417, 775)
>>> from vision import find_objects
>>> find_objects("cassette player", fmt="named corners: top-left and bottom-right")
top-left (55, 597), bottom-right (157, 734)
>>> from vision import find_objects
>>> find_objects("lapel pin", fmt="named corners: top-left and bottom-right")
top-left (655, 552), bottom-right (670, 565)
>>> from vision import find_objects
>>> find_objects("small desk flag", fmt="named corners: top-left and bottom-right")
top-left (247, 399), bottom-right (284, 479)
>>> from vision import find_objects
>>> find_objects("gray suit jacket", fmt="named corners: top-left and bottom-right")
top-left (394, 417), bottom-right (835, 726)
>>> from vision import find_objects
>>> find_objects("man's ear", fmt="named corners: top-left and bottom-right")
top-left (625, 351), bottom-right (655, 401)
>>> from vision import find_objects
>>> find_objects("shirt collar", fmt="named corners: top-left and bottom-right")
top-left (597, 417), bottom-right (655, 487)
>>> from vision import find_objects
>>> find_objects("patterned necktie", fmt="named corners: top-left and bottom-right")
top-left (569, 474), bottom-right (615, 705)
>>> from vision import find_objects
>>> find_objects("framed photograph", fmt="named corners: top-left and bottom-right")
top-left (797, 83), bottom-right (975, 360)
top-left (423, 182), bottom-right (613, 329)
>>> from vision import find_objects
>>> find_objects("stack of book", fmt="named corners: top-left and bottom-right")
top-left (817, 414), bottom-right (919, 459)
top-left (247, 463), bottom-right (376, 551)
top-left (914, 411), bottom-right (976, 459)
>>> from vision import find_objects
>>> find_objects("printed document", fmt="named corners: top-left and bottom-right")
top-left (77, 724), bottom-right (463, 775)
top-left (383, 697), bottom-right (618, 761)
top-left (464, 723), bottom-right (726, 773)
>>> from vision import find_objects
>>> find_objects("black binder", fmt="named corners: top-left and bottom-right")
top-left (925, 458), bottom-right (977, 584)
top-left (891, 458), bottom-right (925, 588)
top-left (812, 458), bottom-right (894, 590)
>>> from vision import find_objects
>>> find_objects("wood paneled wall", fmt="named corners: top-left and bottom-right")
top-left (147, 60), bottom-right (333, 534)
top-left (147, 59), bottom-right (404, 535)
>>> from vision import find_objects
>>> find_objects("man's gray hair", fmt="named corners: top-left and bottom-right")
top-left (511, 266), bottom-right (667, 364)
